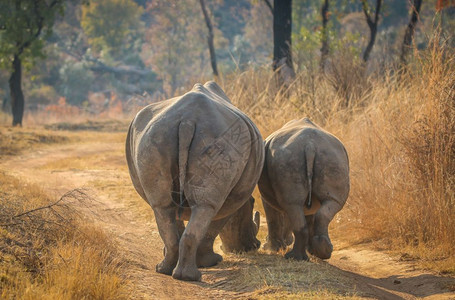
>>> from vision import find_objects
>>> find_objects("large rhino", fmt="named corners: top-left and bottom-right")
top-left (258, 118), bottom-right (349, 260)
top-left (126, 81), bottom-right (264, 281)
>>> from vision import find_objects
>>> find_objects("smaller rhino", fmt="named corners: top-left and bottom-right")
top-left (258, 118), bottom-right (349, 260)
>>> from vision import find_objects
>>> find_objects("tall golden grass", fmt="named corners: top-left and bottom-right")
top-left (0, 171), bottom-right (129, 299)
top-left (222, 36), bottom-right (455, 272)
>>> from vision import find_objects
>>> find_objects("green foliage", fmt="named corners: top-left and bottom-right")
top-left (292, 0), bottom-right (365, 70)
top-left (81, 0), bottom-right (143, 58)
top-left (143, 0), bottom-right (208, 94)
top-left (0, 0), bottom-right (64, 69)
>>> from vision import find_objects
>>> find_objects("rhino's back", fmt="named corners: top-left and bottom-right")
top-left (132, 84), bottom-right (255, 143)
top-left (266, 118), bottom-right (347, 166)
top-left (130, 90), bottom-right (248, 177)
top-left (264, 118), bottom-right (349, 203)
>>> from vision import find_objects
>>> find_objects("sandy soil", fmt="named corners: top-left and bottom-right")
top-left (1, 139), bottom-right (454, 299)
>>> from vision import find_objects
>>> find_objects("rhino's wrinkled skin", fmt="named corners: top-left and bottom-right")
top-left (126, 82), bottom-right (264, 281)
top-left (258, 118), bottom-right (349, 261)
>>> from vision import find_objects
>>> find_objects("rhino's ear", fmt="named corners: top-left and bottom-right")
top-left (253, 211), bottom-right (260, 235)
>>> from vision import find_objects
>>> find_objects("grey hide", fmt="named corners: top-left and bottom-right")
top-left (258, 118), bottom-right (349, 260)
top-left (125, 81), bottom-right (264, 281)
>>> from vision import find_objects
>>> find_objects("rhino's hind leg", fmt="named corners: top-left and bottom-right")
top-left (172, 206), bottom-right (217, 281)
top-left (153, 204), bottom-right (181, 275)
top-left (163, 220), bottom-right (185, 257)
top-left (305, 215), bottom-right (315, 254)
top-left (262, 200), bottom-right (289, 252)
top-left (282, 204), bottom-right (310, 261)
top-left (311, 200), bottom-right (342, 259)
top-left (196, 217), bottom-right (228, 268)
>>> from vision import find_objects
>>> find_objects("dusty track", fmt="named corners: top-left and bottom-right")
top-left (1, 138), bottom-right (454, 299)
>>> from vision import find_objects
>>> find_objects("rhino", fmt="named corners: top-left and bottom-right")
top-left (258, 118), bottom-right (349, 260)
top-left (126, 81), bottom-right (264, 281)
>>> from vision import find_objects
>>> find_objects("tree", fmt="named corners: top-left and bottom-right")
top-left (272, 0), bottom-right (295, 85)
top-left (361, 0), bottom-right (382, 63)
top-left (0, 0), bottom-right (64, 126)
top-left (320, 0), bottom-right (330, 72)
top-left (144, 0), bottom-right (209, 95)
top-left (81, 0), bottom-right (143, 59)
top-left (199, 0), bottom-right (218, 76)
top-left (243, 2), bottom-right (273, 66)
top-left (400, 0), bottom-right (422, 65)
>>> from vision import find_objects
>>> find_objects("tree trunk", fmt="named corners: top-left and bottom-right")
top-left (400, 0), bottom-right (422, 65)
top-left (320, 0), bottom-right (329, 72)
top-left (199, 0), bottom-right (218, 77)
top-left (273, 0), bottom-right (295, 85)
top-left (363, 25), bottom-right (377, 62)
top-left (9, 54), bottom-right (24, 127)
top-left (361, 0), bottom-right (382, 63)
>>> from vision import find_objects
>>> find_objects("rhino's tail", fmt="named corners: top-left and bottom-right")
top-left (178, 120), bottom-right (196, 218)
top-left (304, 142), bottom-right (316, 208)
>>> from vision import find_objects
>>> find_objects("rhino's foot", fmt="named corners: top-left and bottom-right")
top-left (263, 240), bottom-right (286, 252)
top-left (197, 251), bottom-right (222, 268)
top-left (156, 260), bottom-right (176, 276)
top-left (311, 235), bottom-right (333, 259)
top-left (172, 264), bottom-right (202, 281)
top-left (242, 238), bottom-right (261, 252)
top-left (284, 249), bottom-right (309, 261)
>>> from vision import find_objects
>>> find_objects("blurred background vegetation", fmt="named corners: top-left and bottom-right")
top-left (0, 0), bottom-right (453, 123)
top-left (1, 1), bottom-right (455, 297)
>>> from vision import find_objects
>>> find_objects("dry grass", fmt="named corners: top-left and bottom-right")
top-left (221, 251), bottom-right (361, 299)
top-left (221, 37), bottom-right (455, 274)
top-left (0, 171), bottom-right (129, 299)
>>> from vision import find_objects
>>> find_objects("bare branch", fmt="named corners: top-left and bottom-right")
top-left (361, 0), bottom-right (373, 29)
top-left (373, 0), bottom-right (382, 25)
top-left (361, 0), bottom-right (382, 62)
top-left (12, 189), bottom-right (89, 219)
top-left (400, 0), bottom-right (422, 64)
top-left (17, 0), bottom-right (62, 55)
top-left (199, 0), bottom-right (218, 76)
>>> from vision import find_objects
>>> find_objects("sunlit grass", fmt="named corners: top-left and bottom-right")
top-left (218, 250), bottom-right (361, 299)
top-left (0, 171), bottom-right (129, 299)
top-left (0, 126), bottom-right (70, 156)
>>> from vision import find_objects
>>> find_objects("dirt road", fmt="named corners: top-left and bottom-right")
top-left (1, 136), bottom-right (454, 299)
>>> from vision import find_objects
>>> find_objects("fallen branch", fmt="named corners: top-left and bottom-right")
top-left (13, 188), bottom-right (89, 219)
top-left (0, 189), bottom-right (91, 228)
